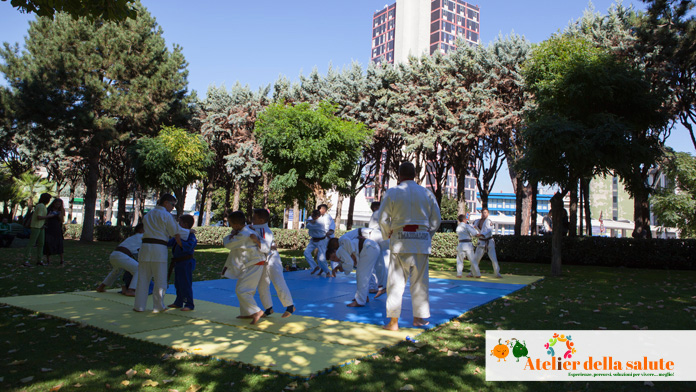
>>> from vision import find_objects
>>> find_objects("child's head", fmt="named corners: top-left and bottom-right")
top-left (370, 201), bottom-right (380, 212)
top-left (458, 214), bottom-right (466, 223)
top-left (311, 209), bottom-right (321, 220)
top-left (179, 214), bottom-right (194, 229)
top-left (228, 210), bottom-right (247, 230)
top-left (134, 223), bottom-right (144, 234)
top-left (317, 204), bottom-right (328, 215)
top-left (252, 208), bottom-right (270, 224)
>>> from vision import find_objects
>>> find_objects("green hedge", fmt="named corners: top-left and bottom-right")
top-left (64, 224), bottom-right (696, 270)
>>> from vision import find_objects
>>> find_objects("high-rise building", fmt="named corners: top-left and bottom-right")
top-left (371, 0), bottom-right (480, 65)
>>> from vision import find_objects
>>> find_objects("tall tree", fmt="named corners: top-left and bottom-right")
top-left (1, 4), bottom-right (191, 239)
top-left (254, 101), bottom-right (371, 210)
top-left (650, 150), bottom-right (696, 238)
top-left (131, 126), bottom-right (213, 216)
top-left (2, 0), bottom-right (137, 21)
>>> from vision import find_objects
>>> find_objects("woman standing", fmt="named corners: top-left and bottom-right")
top-left (44, 198), bottom-right (66, 265)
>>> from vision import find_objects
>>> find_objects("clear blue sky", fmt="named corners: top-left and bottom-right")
top-left (1, 0), bottom-right (693, 193)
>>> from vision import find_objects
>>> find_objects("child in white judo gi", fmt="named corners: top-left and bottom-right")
top-left (327, 228), bottom-right (381, 307)
top-left (251, 208), bottom-right (296, 318)
top-left (304, 209), bottom-right (331, 276)
top-left (455, 213), bottom-right (480, 278)
top-left (96, 223), bottom-right (144, 296)
top-left (473, 207), bottom-right (502, 278)
top-left (222, 210), bottom-right (266, 325)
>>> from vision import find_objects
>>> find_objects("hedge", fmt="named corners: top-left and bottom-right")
top-left (64, 225), bottom-right (696, 270)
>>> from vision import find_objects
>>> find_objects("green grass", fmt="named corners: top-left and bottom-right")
top-left (1, 240), bottom-right (695, 391)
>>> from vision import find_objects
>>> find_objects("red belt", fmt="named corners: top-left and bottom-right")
top-left (402, 225), bottom-right (419, 232)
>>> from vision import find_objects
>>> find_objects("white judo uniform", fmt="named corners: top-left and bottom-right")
top-left (336, 229), bottom-right (381, 305)
top-left (378, 180), bottom-right (441, 320)
top-left (303, 219), bottom-right (330, 274)
top-left (223, 226), bottom-right (266, 316)
top-left (456, 222), bottom-right (480, 277)
top-left (101, 232), bottom-right (143, 290)
top-left (134, 206), bottom-right (189, 313)
top-left (473, 217), bottom-right (501, 277)
top-left (251, 223), bottom-right (294, 311)
top-left (367, 211), bottom-right (389, 291)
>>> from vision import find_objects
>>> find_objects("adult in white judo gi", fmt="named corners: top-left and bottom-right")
top-left (133, 194), bottom-right (188, 313)
top-left (329, 228), bottom-right (381, 307)
top-left (96, 223), bottom-right (144, 296)
top-left (378, 162), bottom-right (441, 331)
top-left (367, 201), bottom-right (388, 297)
top-left (473, 207), bottom-right (502, 278)
top-left (304, 210), bottom-right (331, 276)
top-left (251, 208), bottom-right (295, 318)
top-left (455, 214), bottom-right (480, 278)
top-left (222, 211), bottom-right (266, 324)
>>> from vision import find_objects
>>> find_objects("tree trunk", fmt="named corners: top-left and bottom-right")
top-left (116, 187), bottom-right (128, 226)
top-left (173, 187), bottom-right (186, 217)
top-left (373, 156), bottom-right (383, 201)
top-left (232, 182), bottom-right (241, 211)
top-left (583, 178), bottom-right (592, 236)
top-left (80, 155), bottom-right (99, 242)
top-left (550, 192), bottom-right (564, 276)
top-left (292, 199), bottom-right (300, 230)
top-left (569, 181), bottom-right (578, 237)
top-left (335, 194), bottom-right (344, 229)
top-left (632, 190), bottom-right (652, 239)
top-left (105, 193), bottom-right (114, 224)
top-left (530, 182), bottom-right (538, 235)
top-left (283, 204), bottom-right (289, 229)
top-left (204, 187), bottom-right (213, 226)
top-left (347, 194), bottom-right (357, 230)
top-left (514, 177), bottom-right (523, 235)
top-left (68, 185), bottom-right (75, 223)
top-left (197, 181), bottom-right (209, 227)
top-left (263, 172), bottom-right (269, 209)
top-left (224, 185), bottom-right (231, 213)
top-left (245, 183), bottom-right (254, 220)
top-left (579, 180), bottom-right (584, 235)
top-left (521, 183), bottom-right (532, 235)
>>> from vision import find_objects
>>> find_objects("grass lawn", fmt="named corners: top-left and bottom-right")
top-left (1, 239), bottom-right (695, 391)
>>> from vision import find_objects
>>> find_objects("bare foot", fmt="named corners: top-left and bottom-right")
top-left (457, 275), bottom-right (463, 278)
top-left (347, 300), bottom-right (364, 307)
top-left (167, 304), bottom-right (182, 309)
top-left (282, 305), bottom-right (295, 318)
top-left (132, 308), bottom-right (144, 313)
top-left (180, 307), bottom-right (193, 312)
top-left (413, 317), bottom-right (430, 327)
top-left (465, 274), bottom-right (473, 278)
top-left (236, 315), bottom-right (253, 319)
top-left (495, 274), bottom-right (503, 279)
top-left (250, 310), bottom-right (264, 325)
top-left (122, 289), bottom-right (136, 297)
top-left (310, 267), bottom-right (320, 275)
top-left (374, 288), bottom-right (387, 299)
top-left (383, 318), bottom-right (399, 331)
top-left (95, 284), bottom-right (106, 292)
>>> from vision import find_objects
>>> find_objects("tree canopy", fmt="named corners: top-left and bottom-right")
top-left (2, 0), bottom-right (137, 21)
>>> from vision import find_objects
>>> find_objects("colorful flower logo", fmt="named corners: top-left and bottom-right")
top-left (544, 333), bottom-right (576, 359)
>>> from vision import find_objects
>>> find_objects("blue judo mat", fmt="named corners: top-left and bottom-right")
top-left (166, 270), bottom-right (527, 329)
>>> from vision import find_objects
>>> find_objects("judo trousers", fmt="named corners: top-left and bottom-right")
top-left (456, 243), bottom-right (478, 277)
top-left (134, 261), bottom-right (167, 312)
top-left (303, 238), bottom-right (330, 274)
top-left (473, 239), bottom-right (501, 276)
top-left (172, 259), bottom-right (195, 309)
top-left (259, 250), bottom-right (294, 310)
top-left (354, 242), bottom-right (381, 305)
top-left (386, 253), bottom-right (430, 319)
top-left (102, 251), bottom-right (139, 289)
top-left (236, 264), bottom-right (265, 316)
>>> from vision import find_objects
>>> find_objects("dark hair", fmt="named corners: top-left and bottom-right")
top-left (458, 214), bottom-right (466, 222)
top-left (311, 209), bottom-right (321, 219)
top-left (481, 207), bottom-right (489, 212)
top-left (325, 238), bottom-right (339, 260)
top-left (326, 247), bottom-right (337, 260)
top-left (228, 210), bottom-right (246, 226)
top-left (398, 162), bottom-right (416, 180)
top-left (48, 198), bottom-right (64, 211)
top-left (38, 193), bottom-right (52, 205)
top-left (253, 208), bottom-right (270, 223)
top-left (179, 214), bottom-right (194, 229)
top-left (317, 204), bottom-right (328, 211)
top-left (370, 201), bottom-right (381, 211)
top-left (157, 194), bottom-right (177, 206)
top-left (134, 223), bottom-right (144, 233)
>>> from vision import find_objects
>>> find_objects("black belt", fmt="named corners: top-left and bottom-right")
top-left (143, 238), bottom-right (168, 246)
top-left (115, 246), bottom-right (134, 258)
top-left (312, 236), bottom-right (326, 242)
top-left (459, 239), bottom-right (472, 243)
top-left (171, 254), bottom-right (194, 263)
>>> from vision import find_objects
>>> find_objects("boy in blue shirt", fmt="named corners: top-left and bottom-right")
top-left (167, 215), bottom-right (197, 311)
